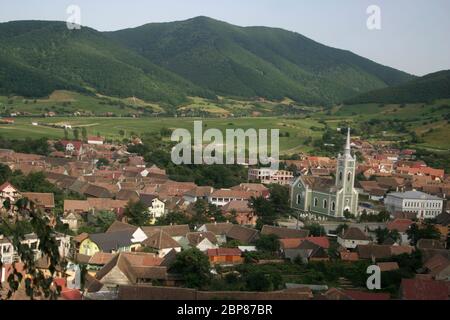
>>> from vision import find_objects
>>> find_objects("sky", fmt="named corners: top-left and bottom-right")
top-left (1, 0), bottom-right (449, 76)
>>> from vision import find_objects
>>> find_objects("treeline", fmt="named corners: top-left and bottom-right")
top-left (0, 136), bottom-right (50, 155)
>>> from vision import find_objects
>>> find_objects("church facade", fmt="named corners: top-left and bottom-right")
top-left (290, 129), bottom-right (359, 218)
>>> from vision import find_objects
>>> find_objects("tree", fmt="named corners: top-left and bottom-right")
top-left (406, 223), bottom-right (441, 246)
top-left (123, 200), bottom-right (148, 226)
top-left (170, 248), bottom-right (211, 289)
top-left (95, 211), bottom-right (117, 232)
top-left (305, 223), bottom-right (326, 237)
top-left (250, 196), bottom-right (276, 229)
top-left (53, 141), bottom-right (65, 152)
top-left (335, 224), bottom-right (349, 236)
top-left (375, 227), bottom-right (400, 244)
top-left (96, 158), bottom-right (110, 169)
top-left (73, 128), bottom-right (80, 140)
top-left (81, 127), bottom-right (87, 141)
top-left (0, 201), bottom-right (64, 299)
top-left (244, 271), bottom-right (282, 292)
top-left (267, 184), bottom-right (291, 216)
top-left (0, 163), bottom-right (12, 184)
top-left (255, 234), bottom-right (280, 253)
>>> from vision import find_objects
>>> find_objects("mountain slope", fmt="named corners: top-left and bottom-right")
top-left (107, 16), bottom-right (414, 105)
top-left (344, 70), bottom-right (450, 104)
top-left (0, 20), bottom-right (209, 105)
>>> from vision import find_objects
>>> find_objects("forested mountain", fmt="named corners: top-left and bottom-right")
top-left (0, 20), bottom-right (209, 106)
top-left (345, 70), bottom-right (450, 104)
top-left (107, 16), bottom-right (414, 105)
top-left (1, 17), bottom-right (415, 105)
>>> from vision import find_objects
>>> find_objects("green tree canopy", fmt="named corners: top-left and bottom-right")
top-left (124, 200), bottom-right (149, 226)
top-left (170, 248), bottom-right (211, 289)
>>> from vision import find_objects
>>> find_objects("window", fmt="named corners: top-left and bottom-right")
top-left (323, 199), bottom-right (328, 209)
top-left (314, 198), bottom-right (318, 207)
top-left (347, 172), bottom-right (351, 182)
top-left (297, 194), bottom-right (301, 205)
top-left (339, 172), bottom-right (343, 181)
top-left (331, 201), bottom-right (336, 211)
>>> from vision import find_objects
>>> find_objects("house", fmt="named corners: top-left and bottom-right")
top-left (0, 235), bottom-right (14, 264)
top-left (248, 168), bottom-right (294, 185)
top-left (141, 229), bottom-right (182, 258)
top-left (385, 190), bottom-right (444, 220)
top-left (387, 218), bottom-right (414, 245)
top-left (221, 200), bottom-right (257, 226)
top-left (416, 239), bottom-right (445, 250)
top-left (207, 248), bottom-right (243, 265)
top-left (340, 251), bottom-right (359, 262)
top-left (323, 288), bottom-right (390, 300)
top-left (291, 129), bottom-right (359, 218)
top-left (87, 136), bottom-right (104, 145)
top-left (208, 189), bottom-right (256, 207)
top-left (0, 118), bottom-right (15, 124)
top-left (279, 237), bottom-right (330, 252)
top-left (60, 140), bottom-right (83, 154)
top-left (183, 232), bottom-right (218, 251)
top-left (183, 186), bottom-right (214, 204)
top-left (337, 227), bottom-right (371, 249)
top-left (0, 233), bottom-right (71, 265)
top-left (357, 244), bottom-right (414, 260)
top-left (261, 225), bottom-right (310, 239)
top-left (86, 252), bottom-right (167, 296)
top-left (423, 254), bottom-right (450, 281)
top-left (400, 278), bottom-right (449, 300)
top-left (61, 212), bottom-right (82, 231)
top-left (22, 192), bottom-right (55, 211)
top-left (139, 194), bottom-right (166, 224)
top-left (197, 223), bottom-right (234, 244)
top-left (377, 262), bottom-right (400, 272)
top-left (284, 240), bottom-right (329, 263)
top-left (226, 225), bottom-right (260, 244)
top-left (0, 182), bottom-right (20, 204)
top-left (231, 183), bottom-right (269, 198)
top-left (115, 189), bottom-right (140, 202)
top-left (79, 227), bottom-right (147, 256)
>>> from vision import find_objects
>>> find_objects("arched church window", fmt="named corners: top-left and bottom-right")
top-left (314, 198), bottom-right (318, 207)
top-left (347, 172), bottom-right (351, 182)
top-left (323, 199), bottom-right (328, 209)
top-left (331, 201), bottom-right (336, 211)
top-left (297, 194), bottom-right (301, 205)
top-left (339, 171), bottom-right (343, 181)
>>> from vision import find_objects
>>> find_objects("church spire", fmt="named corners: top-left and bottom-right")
top-left (344, 128), bottom-right (351, 156)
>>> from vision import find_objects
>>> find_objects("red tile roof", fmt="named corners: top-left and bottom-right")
top-left (207, 248), bottom-right (242, 257)
top-left (401, 278), bottom-right (449, 300)
top-left (343, 290), bottom-right (390, 300)
top-left (387, 219), bottom-right (414, 233)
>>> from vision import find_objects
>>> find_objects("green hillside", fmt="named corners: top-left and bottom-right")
top-left (107, 16), bottom-right (414, 105)
top-left (345, 70), bottom-right (450, 104)
top-left (0, 20), bottom-right (209, 106)
top-left (0, 18), bottom-right (416, 107)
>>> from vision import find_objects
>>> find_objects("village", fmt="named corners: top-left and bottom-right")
top-left (0, 128), bottom-right (449, 301)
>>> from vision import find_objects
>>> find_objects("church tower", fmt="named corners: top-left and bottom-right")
top-left (335, 128), bottom-right (358, 216)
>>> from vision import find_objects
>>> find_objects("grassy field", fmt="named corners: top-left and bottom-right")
top-left (0, 90), bottom-right (315, 118)
top-left (0, 93), bottom-right (449, 152)
top-left (0, 117), bottom-right (325, 154)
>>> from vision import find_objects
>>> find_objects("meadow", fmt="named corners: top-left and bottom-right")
top-left (0, 117), bottom-right (325, 154)
top-left (0, 91), bottom-right (449, 153)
